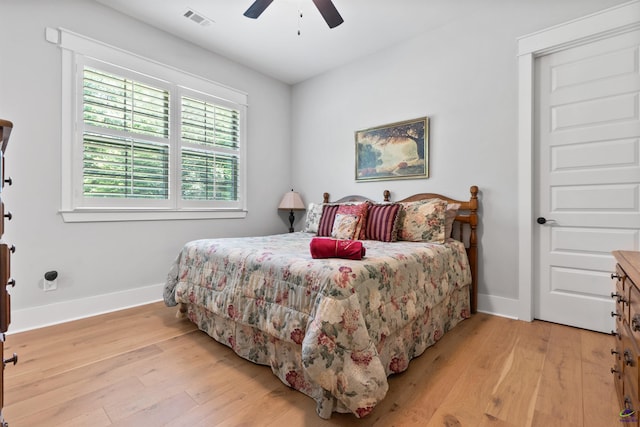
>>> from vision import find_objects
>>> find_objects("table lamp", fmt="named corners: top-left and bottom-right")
top-left (278, 189), bottom-right (305, 232)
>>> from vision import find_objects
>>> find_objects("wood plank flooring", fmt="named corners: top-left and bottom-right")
top-left (2, 302), bottom-right (620, 426)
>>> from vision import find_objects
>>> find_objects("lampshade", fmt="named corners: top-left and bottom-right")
top-left (278, 191), bottom-right (305, 210)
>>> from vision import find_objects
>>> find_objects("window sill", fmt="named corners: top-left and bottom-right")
top-left (59, 209), bottom-right (248, 223)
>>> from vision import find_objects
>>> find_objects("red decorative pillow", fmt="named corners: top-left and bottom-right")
top-left (366, 204), bottom-right (401, 242)
top-left (317, 204), bottom-right (340, 237)
top-left (336, 203), bottom-right (369, 240)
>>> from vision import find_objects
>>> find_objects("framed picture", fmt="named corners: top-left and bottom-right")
top-left (355, 117), bottom-right (429, 182)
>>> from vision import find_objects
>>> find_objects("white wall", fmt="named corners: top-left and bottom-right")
top-left (290, 0), bottom-right (630, 318)
top-left (0, 0), bottom-right (292, 330)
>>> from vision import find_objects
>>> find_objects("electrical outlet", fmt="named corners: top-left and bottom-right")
top-left (43, 278), bottom-right (57, 292)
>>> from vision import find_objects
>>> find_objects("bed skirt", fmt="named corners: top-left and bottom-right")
top-left (180, 283), bottom-right (470, 418)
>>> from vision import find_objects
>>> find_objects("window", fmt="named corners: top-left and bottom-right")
top-left (180, 95), bottom-right (240, 204)
top-left (54, 29), bottom-right (247, 222)
top-left (82, 66), bottom-right (170, 202)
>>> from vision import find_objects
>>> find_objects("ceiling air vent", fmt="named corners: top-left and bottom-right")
top-left (183, 8), bottom-right (213, 27)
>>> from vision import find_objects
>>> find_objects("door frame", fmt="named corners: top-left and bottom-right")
top-left (517, 0), bottom-right (640, 321)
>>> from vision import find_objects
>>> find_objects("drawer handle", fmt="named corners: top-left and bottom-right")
top-left (612, 349), bottom-right (620, 356)
top-left (7, 278), bottom-right (15, 288)
top-left (624, 396), bottom-right (636, 411)
top-left (4, 177), bottom-right (12, 186)
top-left (611, 292), bottom-right (628, 304)
top-left (4, 211), bottom-right (12, 221)
top-left (612, 311), bottom-right (622, 319)
top-left (9, 245), bottom-right (15, 254)
top-left (3, 353), bottom-right (17, 367)
top-left (612, 330), bottom-right (621, 339)
top-left (612, 273), bottom-right (625, 280)
top-left (612, 366), bottom-right (621, 374)
top-left (624, 350), bottom-right (635, 366)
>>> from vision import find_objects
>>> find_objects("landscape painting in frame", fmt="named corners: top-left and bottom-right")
top-left (355, 117), bottom-right (429, 181)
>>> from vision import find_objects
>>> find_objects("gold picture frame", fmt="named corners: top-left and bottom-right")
top-left (355, 117), bottom-right (429, 182)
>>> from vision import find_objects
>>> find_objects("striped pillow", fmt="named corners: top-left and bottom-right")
top-left (366, 203), bottom-right (401, 242)
top-left (317, 204), bottom-right (340, 237)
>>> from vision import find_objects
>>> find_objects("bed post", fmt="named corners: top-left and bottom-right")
top-left (468, 186), bottom-right (479, 314)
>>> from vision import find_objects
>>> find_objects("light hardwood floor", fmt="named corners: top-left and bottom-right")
top-left (2, 302), bottom-right (620, 426)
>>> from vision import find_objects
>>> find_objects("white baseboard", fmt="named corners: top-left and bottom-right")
top-left (8, 288), bottom-right (523, 334)
top-left (476, 293), bottom-right (521, 320)
top-left (8, 283), bottom-right (164, 334)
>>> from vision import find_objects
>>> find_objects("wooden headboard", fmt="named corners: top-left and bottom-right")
top-left (323, 186), bottom-right (479, 314)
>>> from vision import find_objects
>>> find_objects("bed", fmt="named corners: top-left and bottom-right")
top-left (163, 186), bottom-right (479, 418)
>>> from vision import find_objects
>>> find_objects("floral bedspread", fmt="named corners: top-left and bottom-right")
top-left (164, 232), bottom-right (471, 418)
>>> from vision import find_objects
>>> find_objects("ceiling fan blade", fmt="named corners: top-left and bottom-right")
top-left (311, 0), bottom-right (344, 28)
top-left (243, 0), bottom-right (274, 19)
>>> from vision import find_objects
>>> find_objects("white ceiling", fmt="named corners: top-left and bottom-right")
top-left (95, 0), bottom-right (487, 84)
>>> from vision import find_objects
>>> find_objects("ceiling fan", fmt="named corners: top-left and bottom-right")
top-left (243, 0), bottom-right (344, 29)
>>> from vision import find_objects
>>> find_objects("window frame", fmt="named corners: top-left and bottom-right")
top-left (54, 28), bottom-right (248, 222)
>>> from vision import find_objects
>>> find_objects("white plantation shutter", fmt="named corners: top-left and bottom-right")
top-left (83, 68), bottom-right (169, 138)
top-left (181, 96), bottom-right (239, 150)
top-left (181, 96), bottom-right (239, 202)
top-left (83, 134), bottom-right (169, 199)
top-left (82, 67), bottom-right (170, 200)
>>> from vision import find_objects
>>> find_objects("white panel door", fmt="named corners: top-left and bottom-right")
top-left (535, 29), bottom-right (640, 332)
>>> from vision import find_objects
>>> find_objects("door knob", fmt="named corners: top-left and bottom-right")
top-left (536, 217), bottom-right (556, 225)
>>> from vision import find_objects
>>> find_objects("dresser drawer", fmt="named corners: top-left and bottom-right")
top-left (622, 320), bottom-right (640, 398)
top-left (0, 244), bottom-right (11, 334)
top-left (613, 331), bottom-right (625, 402)
top-left (629, 283), bottom-right (640, 343)
top-left (622, 372), bottom-right (640, 427)
top-left (616, 264), bottom-right (630, 320)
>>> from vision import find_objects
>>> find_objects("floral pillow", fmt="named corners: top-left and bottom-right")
top-left (336, 202), bottom-right (369, 240)
top-left (444, 203), bottom-right (461, 238)
top-left (331, 214), bottom-right (360, 240)
top-left (398, 198), bottom-right (447, 243)
top-left (303, 202), bottom-right (324, 233)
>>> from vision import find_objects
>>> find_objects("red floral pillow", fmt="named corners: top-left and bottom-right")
top-left (336, 203), bottom-right (369, 240)
top-left (318, 202), bottom-right (370, 239)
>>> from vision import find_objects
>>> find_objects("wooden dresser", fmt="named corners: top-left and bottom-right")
top-left (0, 119), bottom-right (16, 427)
top-left (612, 250), bottom-right (640, 424)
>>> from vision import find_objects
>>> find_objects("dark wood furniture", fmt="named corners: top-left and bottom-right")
top-left (0, 119), bottom-right (16, 427)
top-left (612, 250), bottom-right (640, 425)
